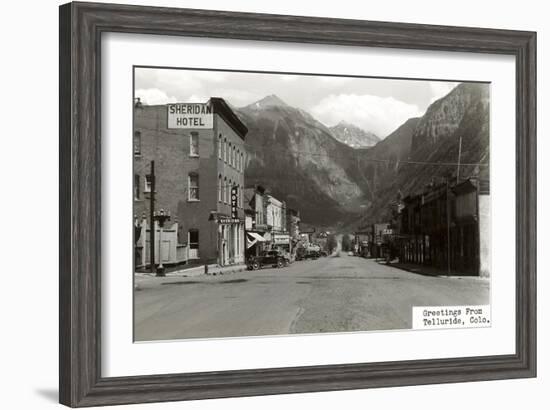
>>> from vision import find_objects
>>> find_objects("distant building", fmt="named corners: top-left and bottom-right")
top-left (134, 97), bottom-right (248, 267)
top-left (265, 194), bottom-right (289, 251)
top-left (295, 225), bottom-right (315, 250)
top-left (372, 222), bottom-right (391, 258)
top-left (354, 226), bottom-right (372, 257)
top-left (286, 208), bottom-right (301, 254)
top-left (243, 186), bottom-right (291, 256)
top-left (354, 223), bottom-right (390, 258)
top-left (244, 185), bottom-right (268, 257)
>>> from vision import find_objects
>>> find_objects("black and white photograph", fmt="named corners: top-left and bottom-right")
top-left (0, 0), bottom-right (544, 408)
top-left (133, 67), bottom-right (491, 342)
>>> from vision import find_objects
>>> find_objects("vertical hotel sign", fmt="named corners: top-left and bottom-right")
top-left (167, 103), bottom-right (213, 129)
top-left (231, 187), bottom-right (238, 220)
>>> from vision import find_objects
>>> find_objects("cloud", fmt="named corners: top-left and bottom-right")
top-left (429, 82), bottom-right (459, 103)
top-left (135, 88), bottom-right (177, 105)
top-left (135, 69), bottom-right (228, 104)
top-left (213, 89), bottom-right (265, 107)
top-left (310, 94), bottom-right (422, 137)
top-left (185, 94), bottom-right (210, 103)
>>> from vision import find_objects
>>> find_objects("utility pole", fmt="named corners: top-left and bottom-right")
top-left (456, 136), bottom-right (462, 184)
top-left (446, 177), bottom-right (451, 276)
top-left (149, 160), bottom-right (156, 274)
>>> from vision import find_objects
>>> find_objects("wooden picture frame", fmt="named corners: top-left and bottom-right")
top-left (59, 1), bottom-right (536, 407)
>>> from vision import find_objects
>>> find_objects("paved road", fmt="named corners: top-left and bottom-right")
top-left (134, 254), bottom-right (489, 341)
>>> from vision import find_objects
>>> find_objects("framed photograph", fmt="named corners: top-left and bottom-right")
top-left (59, 1), bottom-right (536, 407)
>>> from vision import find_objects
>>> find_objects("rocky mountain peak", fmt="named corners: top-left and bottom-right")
top-left (235, 98), bottom-right (366, 225)
top-left (246, 94), bottom-right (289, 110)
top-left (329, 121), bottom-right (380, 148)
top-left (336, 120), bottom-right (357, 128)
top-left (411, 83), bottom-right (489, 153)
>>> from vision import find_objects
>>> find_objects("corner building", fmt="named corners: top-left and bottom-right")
top-left (134, 97), bottom-right (248, 267)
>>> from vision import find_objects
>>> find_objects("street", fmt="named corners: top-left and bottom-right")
top-left (134, 253), bottom-right (489, 341)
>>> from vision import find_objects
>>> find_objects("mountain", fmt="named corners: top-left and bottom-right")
top-left (233, 83), bottom-right (489, 229)
top-left (357, 82), bottom-right (490, 225)
top-left (368, 117), bottom-right (420, 162)
top-left (352, 117), bottom-right (420, 201)
top-left (236, 95), bottom-right (370, 225)
top-left (329, 121), bottom-right (380, 148)
top-left (244, 94), bottom-right (289, 110)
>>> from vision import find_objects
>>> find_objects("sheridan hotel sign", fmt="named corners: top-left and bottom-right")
top-left (167, 103), bottom-right (213, 129)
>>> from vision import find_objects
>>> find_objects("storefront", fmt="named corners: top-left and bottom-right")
top-left (272, 233), bottom-right (291, 253)
top-left (246, 231), bottom-right (267, 258)
top-left (213, 214), bottom-right (245, 266)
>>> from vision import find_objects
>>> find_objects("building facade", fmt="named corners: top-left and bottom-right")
top-left (397, 177), bottom-right (490, 276)
top-left (265, 194), bottom-right (289, 252)
top-left (244, 185), bottom-right (268, 258)
top-left (286, 208), bottom-right (301, 256)
top-left (244, 186), bottom-right (292, 256)
top-left (134, 97), bottom-right (248, 267)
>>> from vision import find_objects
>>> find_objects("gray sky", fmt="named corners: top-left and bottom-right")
top-left (135, 67), bottom-right (459, 138)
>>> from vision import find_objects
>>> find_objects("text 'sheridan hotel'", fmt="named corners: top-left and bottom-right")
top-left (168, 103), bottom-right (214, 129)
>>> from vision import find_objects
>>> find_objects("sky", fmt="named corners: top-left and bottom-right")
top-left (135, 67), bottom-right (459, 138)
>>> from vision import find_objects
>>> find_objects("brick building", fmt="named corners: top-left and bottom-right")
top-left (134, 97), bottom-right (248, 267)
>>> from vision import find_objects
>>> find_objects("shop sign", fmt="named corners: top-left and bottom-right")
top-left (167, 103), bottom-right (213, 129)
top-left (273, 234), bottom-right (290, 245)
top-left (217, 215), bottom-right (240, 224)
top-left (231, 186), bottom-right (238, 219)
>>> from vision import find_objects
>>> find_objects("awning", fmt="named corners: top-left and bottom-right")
top-left (247, 232), bottom-right (266, 242)
top-left (246, 232), bottom-right (267, 249)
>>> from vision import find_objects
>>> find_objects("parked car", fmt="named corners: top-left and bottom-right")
top-left (303, 249), bottom-right (321, 260)
top-left (247, 250), bottom-right (289, 270)
top-left (295, 248), bottom-right (306, 261)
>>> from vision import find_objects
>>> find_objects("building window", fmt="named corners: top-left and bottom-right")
top-left (189, 229), bottom-right (199, 259)
top-left (224, 138), bottom-right (227, 163)
top-left (223, 177), bottom-right (227, 203)
top-left (241, 152), bottom-right (244, 172)
top-left (134, 175), bottom-right (140, 200)
top-left (134, 131), bottom-right (141, 155)
top-left (190, 132), bottom-right (199, 156)
top-left (228, 142), bottom-right (232, 166)
top-left (218, 134), bottom-right (222, 159)
top-left (232, 146), bottom-right (236, 168)
top-left (218, 174), bottom-right (223, 202)
top-left (227, 179), bottom-right (231, 204)
top-left (188, 173), bottom-right (199, 201)
top-left (144, 174), bottom-right (153, 193)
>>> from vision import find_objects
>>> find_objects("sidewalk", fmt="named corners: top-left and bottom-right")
top-left (135, 263), bottom-right (247, 279)
top-left (378, 260), bottom-right (490, 280)
top-left (134, 263), bottom-right (248, 290)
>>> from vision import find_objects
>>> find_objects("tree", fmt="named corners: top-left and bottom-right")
top-left (341, 234), bottom-right (352, 252)
top-left (326, 234), bottom-right (338, 254)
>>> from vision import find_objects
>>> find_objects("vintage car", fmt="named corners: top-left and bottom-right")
top-left (247, 250), bottom-right (290, 270)
top-left (295, 247), bottom-right (321, 261)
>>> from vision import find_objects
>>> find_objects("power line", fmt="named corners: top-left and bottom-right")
top-left (133, 124), bottom-right (490, 168)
